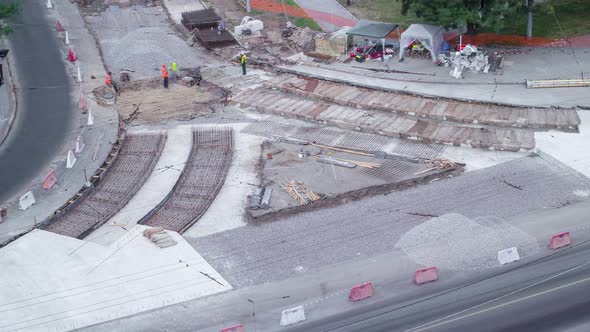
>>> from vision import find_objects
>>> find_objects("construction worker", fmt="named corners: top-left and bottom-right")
top-left (240, 52), bottom-right (247, 76)
top-left (170, 61), bottom-right (178, 81)
top-left (161, 64), bottom-right (169, 89)
top-left (105, 71), bottom-right (118, 93)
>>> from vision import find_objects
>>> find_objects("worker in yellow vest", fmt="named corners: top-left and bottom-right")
top-left (240, 52), bottom-right (247, 75)
top-left (170, 61), bottom-right (178, 81)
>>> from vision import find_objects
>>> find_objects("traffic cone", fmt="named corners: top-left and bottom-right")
top-left (76, 66), bottom-right (83, 83)
top-left (46, 0), bottom-right (52, 9)
top-left (68, 48), bottom-right (77, 62)
top-left (87, 109), bottom-right (94, 126)
top-left (56, 19), bottom-right (64, 32)
top-left (65, 31), bottom-right (70, 44)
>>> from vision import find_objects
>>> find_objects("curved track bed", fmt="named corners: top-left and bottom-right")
top-left (141, 127), bottom-right (233, 233)
top-left (44, 132), bottom-right (166, 238)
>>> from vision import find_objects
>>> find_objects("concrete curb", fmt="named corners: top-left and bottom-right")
top-left (0, 42), bottom-right (18, 146)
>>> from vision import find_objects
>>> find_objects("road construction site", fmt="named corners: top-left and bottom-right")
top-left (1, 0), bottom-right (590, 331)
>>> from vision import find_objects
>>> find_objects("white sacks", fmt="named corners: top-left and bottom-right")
top-left (66, 150), bottom-right (77, 168)
top-left (498, 247), bottom-right (520, 265)
top-left (280, 305), bottom-right (305, 326)
top-left (19, 191), bottom-right (36, 210)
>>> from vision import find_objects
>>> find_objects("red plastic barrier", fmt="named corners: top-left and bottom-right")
top-left (56, 19), bottom-right (64, 32)
top-left (349, 282), bottom-right (373, 302)
top-left (68, 48), bottom-right (77, 62)
top-left (79, 94), bottom-right (88, 112)
top-left (414, 267), bottom-right (438, 285)
top-left (42, 170), bottom-right (57, 190)
top-left (220, 324), bottom-right (243, 332)
top-left (549, 232), bottom-right (571, 250)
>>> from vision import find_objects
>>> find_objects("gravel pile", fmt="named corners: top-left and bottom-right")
top-left (86, 5), bottom-right (215, 78)
top-left (396, 213), bottom-right (541, 271)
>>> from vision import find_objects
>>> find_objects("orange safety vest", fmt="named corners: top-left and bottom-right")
top-left (105, 73), bottom-right (112, 85)
top-left (161, 67), bottom-right (168, 79)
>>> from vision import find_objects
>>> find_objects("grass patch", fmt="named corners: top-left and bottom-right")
top-left (294, 16), bottom-right (322, 31)
top-left (283, 0), bottom-right (298, 7)
top-left (335, 0), bottom-right (420, 27)
top-left (490, 0), bottom-right (590, 38)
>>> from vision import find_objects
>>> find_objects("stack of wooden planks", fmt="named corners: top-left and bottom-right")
top-left (280, 180), bottom-right (320, 205)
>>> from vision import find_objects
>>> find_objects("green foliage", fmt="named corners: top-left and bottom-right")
top-left (403, 0), bottom-right (527, 33)
top-left (293, 17), bottom-right (322, 31)
top-left (0, 1), bottom-right (20, 36)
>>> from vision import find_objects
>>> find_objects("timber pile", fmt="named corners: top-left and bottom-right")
top-left (415, 158), bottom-right (460, 175)
top-left (281, 180), bottom-right (320, 205)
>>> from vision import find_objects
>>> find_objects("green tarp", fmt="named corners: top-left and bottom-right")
top-left (346, 19), bottom-right (399, 39)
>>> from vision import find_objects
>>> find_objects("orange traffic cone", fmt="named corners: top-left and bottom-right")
top-left (79, 93), bottom-right (88, 113)
top-left (68, 48), bottom-right (77, 62)
top-left (56, 19), bottom-right (64, 32)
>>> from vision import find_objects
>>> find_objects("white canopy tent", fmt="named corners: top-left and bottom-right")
top-left (399, 24), bottom-right (444, 62)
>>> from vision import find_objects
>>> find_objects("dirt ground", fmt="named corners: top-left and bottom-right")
top-left (115, 79), bottom-right (225, 124)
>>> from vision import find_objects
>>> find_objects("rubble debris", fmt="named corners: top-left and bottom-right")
top-left (250, 188), bottom-right (264, 210)
top-left (280, 180), bottom-right (320, 206)
top-left (143, 227), bottom-right (178, 248)
top-left (414, 158), bottom-right (461, 175)
top-left (235, 16), bottom-right (264, 35)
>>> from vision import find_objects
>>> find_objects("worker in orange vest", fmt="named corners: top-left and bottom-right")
top-left (105, 72), bottom-right (112, 86)
top-left (161, 64), bottom-right (169, 89)
top-left (105, 71), bottom-right (118, 93)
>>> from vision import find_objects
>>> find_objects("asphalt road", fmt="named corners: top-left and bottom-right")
top-left (0, 0), bottom-right (73, 203)
top-left (289, 242), bottom-right (590, 332)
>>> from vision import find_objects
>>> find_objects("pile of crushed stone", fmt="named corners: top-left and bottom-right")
top-left (396, 213), bottom-right (540, 271)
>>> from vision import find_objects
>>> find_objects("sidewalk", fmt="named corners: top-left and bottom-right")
top-left (294, 0), bottom-right (357, 32)
top-left (278, 45), bottom-right (590, 108)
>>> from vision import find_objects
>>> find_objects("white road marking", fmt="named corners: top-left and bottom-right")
top-left (405, 262), bottom-right (590, 332)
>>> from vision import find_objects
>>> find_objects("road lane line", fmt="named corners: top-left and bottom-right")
top-left (404, 262), bottom-right (589, 332)
top-left (411, 273), bottom-right (590, 331)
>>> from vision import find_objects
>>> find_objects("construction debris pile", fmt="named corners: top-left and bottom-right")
top-left (143, 227), bottom-right (178, 248)
top-left (280, 180), bottom-right (320, 206)
top-left (435, 45), bottom-right (494, 79)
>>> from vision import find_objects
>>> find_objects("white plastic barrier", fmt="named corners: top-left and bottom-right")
top-left (19, 191), bottom-right (36, 210)
top-left (498, 247), bottom-right (520, 265)
top-left (87, 109), bottom-right (94, 126)
top-left (46, 0), bottom-right (52, 9)
top-left (280, 305), bottom-right (305, 326)
top-left (75, 136), bottom-right (85, 153)
top-left (66, 150), bottom-right (77, 168)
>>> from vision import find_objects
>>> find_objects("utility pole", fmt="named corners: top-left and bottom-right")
top-left (246, 0), bottom-right (251, 13)
top-left (526, 0), bottom-right (533, 39)
top-left (247, 299), bottom-right (256, 332)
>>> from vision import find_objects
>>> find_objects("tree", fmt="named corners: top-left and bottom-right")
top-left (401, 0), bottom-right (527, 34)
top-left (0, 1), bottom-right (20, 36)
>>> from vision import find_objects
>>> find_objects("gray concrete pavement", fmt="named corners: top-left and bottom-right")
top-left (294, 0), bottom-right (357, 32)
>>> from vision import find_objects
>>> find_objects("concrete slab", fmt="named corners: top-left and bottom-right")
top-left (535, 111), bottom-right (590, 178)
top-left (89, 126), bottom-right (193, 246)
top-left (0, 227), bottom-right (231, 331)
